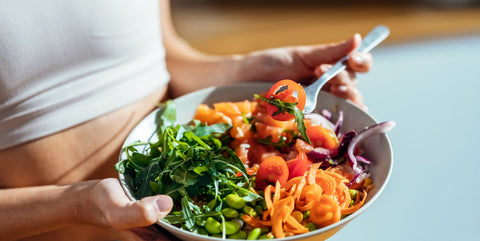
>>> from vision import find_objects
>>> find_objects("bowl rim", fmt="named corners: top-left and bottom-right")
top-left (117, 82), bottom-right (394, 240)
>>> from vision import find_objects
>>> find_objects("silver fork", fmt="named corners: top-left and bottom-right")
top-left (302, 25), bottom-right (390, 114)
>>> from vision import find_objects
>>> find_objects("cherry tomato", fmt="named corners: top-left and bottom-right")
top-left (265, 79), bottom-right (306, 121)
top-left (306, 125), bottom-right (339, 150)
top-left (255, 156), bottom-right (289, 190)
top-left (286, 152), bottom-right (312, 179)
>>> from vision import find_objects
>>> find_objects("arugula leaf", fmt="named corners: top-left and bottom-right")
top-left (255, 94), bottom-right (298, 116)
top-left (131, 152), bottom-right (151, 167)
top-left (257, 135), bottom-right (291, 148)
top-left (184, 131), bottom-right (210, 150)
top-left (181, 197), bottom-right (195, 231)
top-left (254, 94), bottom-right (311, 144)
top-left (114, 159), bottom-right (127, 174)
top-left (155, 100), bottom-right (177, 134)
top-left (193, 122), bottom-right (232, 137)
top-left (239, 188), bottom-right (262, 202)
top-left (162, 213), bottom-right (185, 225)
top-left (223, 147), bottom-right (249, 177)
top-left (293, 106), bottom-right (311, 144)
top-left (171, 168), bottom-right (199, 187)
top-left (134, 161), bottom-right (160, 199)
top-left (193, 166), bottom-right (209, 175)
top-left (121, 143), bottom-right (150, 172)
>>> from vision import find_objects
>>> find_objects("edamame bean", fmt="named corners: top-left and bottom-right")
top-left (258, 233), bottom-right (274, 239)
top-left (198, 228), bottom-right (208, 236)
top-left (242, 205), bottom-right (257, 217)
top-left (206, 198), bottom-right (217, 209)
top-left (247, 227), bottom-right (262, 240)
top-left (226, 193), bottom-right (246, 209)
top-left (349, 189), bottom-right (358, 200)
top-left (222, 207), bottom-right (240, 218)
top-left (254, 205), bottom-right (263, 216)
top-left (220, 220), bottom-right (241, 235)
top-left (304, 222), bottom-right (317, 231)
top-left (205, 217), bottom-right (221, 234)
top-left (229, 230), bottom-right (247, 239)
top-left (303, 210), bottom-right (310, 219)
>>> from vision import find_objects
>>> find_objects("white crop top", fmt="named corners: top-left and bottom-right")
top-left (0, 0), bottom-right (170, 150)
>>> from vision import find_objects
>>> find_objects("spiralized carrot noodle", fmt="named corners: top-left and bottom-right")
top-left (341, 190), bottom-right (367, 215)
top-left (244, 163), bottom-right (369, 238)
top-left (309, 195), bottom-right (341, 227)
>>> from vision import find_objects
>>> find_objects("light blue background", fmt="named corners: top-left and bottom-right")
top-left (329, 34), bottom-right (480, 241)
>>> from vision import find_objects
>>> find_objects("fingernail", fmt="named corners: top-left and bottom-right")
top-left (321, 64), bottom-right (332, 72)
top-left (155, 195), bottom-right (173, 213)
top-left (353, 33), bottom-right (361, 41)
top-left (353, 53), bottom-right (364, 64)
top-left (337, 85), bottom-right (348, 92)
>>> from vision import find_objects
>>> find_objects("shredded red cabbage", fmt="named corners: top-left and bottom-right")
top-left (321, 109), bottom-right (332, 120)
top-left (346, 121), bottom-right (396, 183)
top-left (333, 130), bottom-right (357, 159)
top-left (306, 147), bottom-right (337, 168)
top-left (334, 111), bottom-right (344, 136)
top-left (355, 155), bottom-right (372, 164)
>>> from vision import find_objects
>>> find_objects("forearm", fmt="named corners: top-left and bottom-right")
top-left (165, 51), bottom-right (242, 97)
top-left (0, 181), bottom-right (96, 240)
top-left (160, 0), bottom-right (244, 97)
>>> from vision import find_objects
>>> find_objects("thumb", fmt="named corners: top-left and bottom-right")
top-left (300, 33), bottom-right (362, 67)
top-left (111, 195), bottom-right (173, 229)
top-left (91, 179), bottom-right (174, 230)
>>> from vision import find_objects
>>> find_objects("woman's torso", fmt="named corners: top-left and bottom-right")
top-left (0, 1), bottom-right (170, 239)
top-left (0, 0), bottom-right (169, 187)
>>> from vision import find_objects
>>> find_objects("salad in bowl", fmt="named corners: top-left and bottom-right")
top-left (116, 82), bottom-right (394, 240)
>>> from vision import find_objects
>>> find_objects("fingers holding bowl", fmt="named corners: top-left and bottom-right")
top-left (330, 85), bottom-right (366, 110)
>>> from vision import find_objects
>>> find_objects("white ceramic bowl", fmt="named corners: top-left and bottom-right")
top-left (118, 82), bottom-right (394, 241)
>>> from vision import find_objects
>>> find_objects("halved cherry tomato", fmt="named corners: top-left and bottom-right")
top-left (265, 79), bottom-right (306, 121)
top-left (286, 152), bottom-right (312, 179)
top-left (306, 125), bottom-right (339, 150)
top-left (255, 156), bottom-right (289, 190)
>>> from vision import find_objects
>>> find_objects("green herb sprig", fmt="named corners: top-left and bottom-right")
top-left (254, 94), bottom-right (311, 144)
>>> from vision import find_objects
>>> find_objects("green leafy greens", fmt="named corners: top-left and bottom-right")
top-left (115, 100), bottom-right (262, 237)
top-left (254, 94), bottom-right (311, 144)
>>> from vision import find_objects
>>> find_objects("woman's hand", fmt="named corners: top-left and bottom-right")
top-left (234, 34), bottom-right (372, 109)
top-left (88, 178), bottom-right (175, 240)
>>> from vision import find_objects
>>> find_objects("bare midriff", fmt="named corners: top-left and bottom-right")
top-left (0, 85), bottom-right (169, 240)
top-left (0, 85), bottom-right (168, 188)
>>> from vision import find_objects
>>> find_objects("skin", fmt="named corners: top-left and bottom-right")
top-left (0, 1), bottom-right (373, 240)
